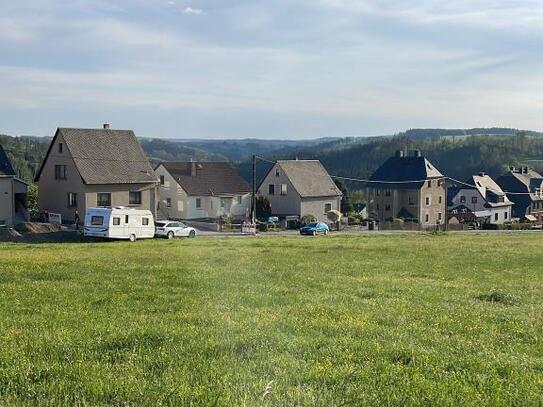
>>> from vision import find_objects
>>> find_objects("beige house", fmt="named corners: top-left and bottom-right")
top-left (155, 162), bottom-right (251, 221)
top-left (0, 144), bottom-right (28, 227)
top-left (257, 160), bottom-right (342, 222)
top-left (367, 150), bottom-right (446, 227)
top-left (35, 126), bottom-right (158, 223)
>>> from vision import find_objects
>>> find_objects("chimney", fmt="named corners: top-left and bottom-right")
top-left (509, 166), bottom-right (515, 172)
top-left (190, 160), bottom-right (197, 177)
top-left (408, 149), bottom-right (421, 158)
top-left (478, 172), bottom-right (486, 177)
top-left (103, 123), bottom-right (110, 129)
top-left (523, 166), bottom-right (529, 174)
top-left (395, 150), bottom-right (404, 158)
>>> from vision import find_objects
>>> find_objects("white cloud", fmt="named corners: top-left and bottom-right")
top-left (182, 6), bottom-right (204, 15)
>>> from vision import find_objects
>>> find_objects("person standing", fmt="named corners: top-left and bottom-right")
top-left (74, 210), bottom-right (80, 230)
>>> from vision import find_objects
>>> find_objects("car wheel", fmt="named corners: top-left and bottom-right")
top-left (324, 229), bottom-right (328, 235)
top-left (129, 234), bottom-right (136, 242)
top-left (189, 230), bottom-right (196, 238)
top-left (167, 231), bottom-right (174, 240)
top-left (312, 230), bottom-right (316, 236)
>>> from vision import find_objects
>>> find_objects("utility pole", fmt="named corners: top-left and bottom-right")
top-left (251, 154), bottom-right (256, 224)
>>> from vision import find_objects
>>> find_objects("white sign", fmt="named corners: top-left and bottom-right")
top-left (242, 223), bottom-right (256, 235)
top-left (48, 213), bottom-right (62, 224)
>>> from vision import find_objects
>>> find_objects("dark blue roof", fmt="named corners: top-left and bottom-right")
top-left (368, 155), bottom-right (444, 189)
top-left (0, 144), bottom-right (15, 177)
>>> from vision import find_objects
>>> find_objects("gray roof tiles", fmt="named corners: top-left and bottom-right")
top-left (276, 160), bottom-right (342, 198)
top-left (160, 161), bottom-right (251, 196)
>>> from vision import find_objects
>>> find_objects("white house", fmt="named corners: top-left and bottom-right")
top-left (0, 144), bottom-right (28, 227)
top-left (448, 172), bottom-right (513, 224)
top-left (155, 161), bottom-right (252, 221)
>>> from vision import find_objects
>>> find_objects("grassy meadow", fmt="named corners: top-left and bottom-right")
top-left (0, 234), bottom-right (542, 406)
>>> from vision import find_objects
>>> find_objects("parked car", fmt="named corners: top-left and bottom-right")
top-left (155, 220), bottom-right (197, 239)
top-left (300, 222), bottom-right (329, 236)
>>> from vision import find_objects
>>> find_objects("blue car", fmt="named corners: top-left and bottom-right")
top-left (300, 222), bottom-right (329, 236)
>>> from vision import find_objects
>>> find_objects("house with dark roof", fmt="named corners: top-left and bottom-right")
top-left (35, 125), bottom-right (159, 223)
top-left (367, 150), bottom-right (446, 226)
top-left (155, 161), bottom-right (252, 221)
top-left (448, 173), bottom-right (512, 224)
top-left (0, 144), bottom-right (28, 227)
top-left (257, 159), bottom-right (342, 222)
top-left (496, 166), bottom-right (543, 223)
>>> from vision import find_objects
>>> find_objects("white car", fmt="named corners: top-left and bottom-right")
top-left (155, 220), bottom-right (197, 239)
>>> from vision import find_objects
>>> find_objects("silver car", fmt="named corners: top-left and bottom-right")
top-left (155, 220), bottom-right (197, 239)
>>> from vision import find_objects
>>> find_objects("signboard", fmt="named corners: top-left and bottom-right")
top-left (48, 213), bottom-right (62, 225)
top-left (242, 223), bottom-right (256, 235)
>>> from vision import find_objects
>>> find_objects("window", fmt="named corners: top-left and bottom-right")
top-left (385, 190), bottom-right (391, 197)
top-left (58, 143), bottom-right (63, 153)
top-left (427, 180), bottom-right (432, 188)
top-left (142, 217), bottom-right (149, 226)
top-left (113, 217), bottom-right (120, 226)
top-left (425, 196), bottom-right (430, 206)
top-left (437, 179), bottom-right (442, 187)
top-left (97, 193), bottom-right (111, 207)
top-left (196, 198), bottom-right (202, 209)
top-left (220, 198), bottom-right (226, 208)
top-left (425, 214), bottom-right (429, 223)
top-left (438, 196), bottom-right (443, 204)
top-left (281, 184), bottom-right (287, 195)
top-left (376, 204), bottom-right (380, 211)
top-left (505, 211), bottom-right (508, 220)
top-left (408, 196), bottom-right (415, 206)
top-left (160, 175), bottom-right (165, 185)
top-left (275, 168), bottom-right (280, 177)
top-left (385, 204), bottom-right (391, 211)
top-left (324, 203), bottom-right (332, 213)
top-left (237, 196), bottom-right (242, 205)
top-left (125, 215), bottom-right (129, 224)
top-left (472, 196), bottom-right (478, 204)
top-left (376, 190), bottom-right (380, 196)
top-left (268, 184), bottom-right (275, 195)
top-left (91, 216), bottom-right (103, 226)
top-left (438, 212), bottom-right (442, 221)
top-left (54, 165), bottom-right (67, 180)
top-left (460, 195), bottom-right (466, 204)
top-left (67, 192), bottom-right (77, 208)
top-left (129, 191), bottom-right (142, 205)
top-left (495, 213), bottom-right (499, 221)
top-left (166, 198), bottom-right (171, 208)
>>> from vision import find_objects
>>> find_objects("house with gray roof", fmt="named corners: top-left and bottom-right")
top-left (0, 144), bottom-right (28, 227)
top-left (448, 173), bottom-right (512, 224)
top-left (155, 161), bottom-right (252, 221)
top-left (35, 125), bottom-right (158, 223)
top-left (257, 159), bottom-right (342, 223)
top-left (367, 150), bottom-right (446, 226)
top-left (496, 166), bottom-right (543, 223)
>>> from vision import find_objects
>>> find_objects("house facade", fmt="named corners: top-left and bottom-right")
top-left (0, 144), bottom-right (28, 227)
top-left (35, 126), bottom-right (159, 223)
top-left (367, 150), bottom-right (446, 227)
top-left (257, 160), bottom-right (342, 223)
top-left (155, 162), bottom-right (251, 221)
top-left (496, 166), bottom-right (543, 223)
top-left (448, 173), bottom-right (512, 225)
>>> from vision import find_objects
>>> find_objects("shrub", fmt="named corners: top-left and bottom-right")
top-left (301, 214), bottom-right (317, 225)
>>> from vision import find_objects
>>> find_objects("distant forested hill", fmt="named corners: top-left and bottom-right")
top-left (2, 128), bottom-right (543, 193)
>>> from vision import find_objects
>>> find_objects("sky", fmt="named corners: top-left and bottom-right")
top-left (1, 0), bottom-right (543, 139)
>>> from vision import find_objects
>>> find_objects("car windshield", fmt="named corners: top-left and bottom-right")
top-left (307, 223), bottom-right (318, 227)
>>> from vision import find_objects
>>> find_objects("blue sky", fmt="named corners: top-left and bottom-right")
top-left (1, 0), bottom-right (543, 139)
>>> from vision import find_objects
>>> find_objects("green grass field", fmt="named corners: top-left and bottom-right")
top-left (0, 234), bottom-right (542, 406)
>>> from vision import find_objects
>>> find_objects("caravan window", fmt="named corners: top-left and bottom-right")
top-left (142, 218), bottom-right (149, 226)
top-left (113, 217), bottom-right (120, 225)
top-left (91, 216), bottom-right (104, 226)
top-left (125, 215), bottom-right (129, 224)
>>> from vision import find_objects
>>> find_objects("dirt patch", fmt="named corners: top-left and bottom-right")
top-left (1, 223), bottom-right (82, 243)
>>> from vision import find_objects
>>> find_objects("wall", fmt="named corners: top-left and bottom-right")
top-left (85, 183), bottom-right (157, 219)
top-left (0, 177), bottom-right (14, 227)
top-left (257, 163), bottom-right (301, 217)
top-left (300, 196), bottom-right (341, 222)
top-left (37, 132), bottom-right (86, 223)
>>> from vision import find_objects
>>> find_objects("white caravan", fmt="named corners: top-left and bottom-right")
top-left (84, 207), bottom-right (155, 241)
